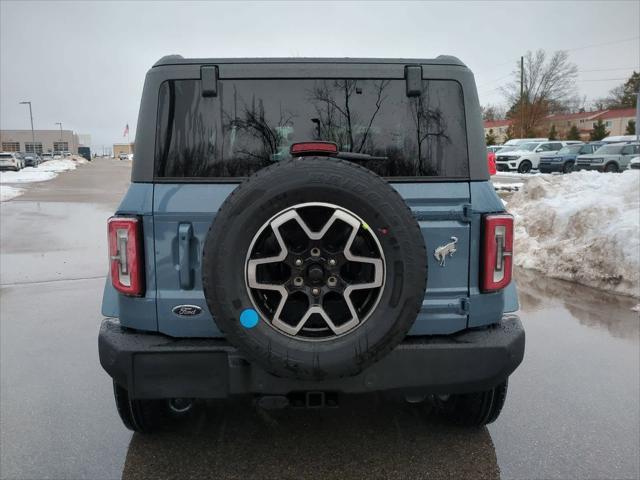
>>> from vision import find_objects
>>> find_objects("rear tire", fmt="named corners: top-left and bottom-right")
top-left (604, 162), bottom-right (619, 173)
top-left (113, 381), bottom-right (166, 433)
top-left (433, 380), bottom-right (508, 427)
top-left (563, 161), bottom-right (574, 174)
top-left (517, 161), bottom-right (532, 174)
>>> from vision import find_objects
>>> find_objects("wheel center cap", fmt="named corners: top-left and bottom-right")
top-left (307, 264), bottom-right (325, 285)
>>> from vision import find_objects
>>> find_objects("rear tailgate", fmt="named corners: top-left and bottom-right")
top-left (153, 181), bottom-right (471, 337)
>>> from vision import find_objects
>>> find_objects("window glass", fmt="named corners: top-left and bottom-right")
top-left (1, 142), bottom-right (20, 152)
top-left (518, 143), bottom-right (539, 151)
top-left (24, 142), bottom-right (43, 154)
top-left (596, 145), bottom-right (623, 154)
top-left (156, 78), bottom-right (469, 179)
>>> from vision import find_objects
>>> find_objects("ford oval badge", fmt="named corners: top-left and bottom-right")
top-left (172, 305), bottom-right (203, 317)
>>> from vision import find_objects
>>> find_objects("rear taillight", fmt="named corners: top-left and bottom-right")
top-left (108, 216), bottom-right (144, 296)
top-left (481, 214), bottom-right (514, 292)
top-left (290, 141), bottom-right (339, 156)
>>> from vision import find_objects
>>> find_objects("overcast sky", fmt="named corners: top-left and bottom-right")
top-left (1, 1), bottom-right (638, 150)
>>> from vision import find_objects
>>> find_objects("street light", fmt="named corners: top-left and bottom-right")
top-left (19, 101), bottom-right (36, 155)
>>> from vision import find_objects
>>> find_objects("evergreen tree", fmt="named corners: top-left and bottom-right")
top-left (626, 120), bottom-right (636, 135)
top-left (485, 128), bottom-right (497, 145)
top-left (567, 125), bottom-right (581, 140)
top-left (548, 124), bottom-right (558, 140)
top-left (589, 119), bottom-right (610, 141)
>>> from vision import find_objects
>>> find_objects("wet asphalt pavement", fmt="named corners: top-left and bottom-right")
top-left (1, 158), bottom-right (638, 479)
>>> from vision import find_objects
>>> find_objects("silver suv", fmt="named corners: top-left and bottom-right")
top-left (575, 143), bottom-right (640, 172)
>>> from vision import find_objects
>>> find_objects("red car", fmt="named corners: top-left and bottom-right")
top-left (488, 151), bottom-right (497, 175)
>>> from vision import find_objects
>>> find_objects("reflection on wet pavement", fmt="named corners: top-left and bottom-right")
top-left (516, 267), bottom-right (639, 341)
top-left (122, 395), bottom-right (499, 480)
top-left (488, 268), bottom-right (639, 479)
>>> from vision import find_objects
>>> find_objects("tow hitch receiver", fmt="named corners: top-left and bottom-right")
top-left (256, 392), bottom-right (339, 409)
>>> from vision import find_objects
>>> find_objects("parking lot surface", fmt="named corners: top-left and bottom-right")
top-left (1, 158), bottom-right (638, 479)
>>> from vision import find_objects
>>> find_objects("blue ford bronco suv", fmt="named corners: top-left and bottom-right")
top-left (99, 56), bottom-right (524, 432)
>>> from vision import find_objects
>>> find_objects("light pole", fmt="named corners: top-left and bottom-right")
top-left (636, 90), bottom-right (640, 142)
top-left (55, 122), bottom-right (63, 152)
top-left (19, 101), bottom-right (36, 155)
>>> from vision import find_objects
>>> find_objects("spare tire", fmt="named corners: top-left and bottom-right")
top-left (202, 158), bottom-right (427, 380)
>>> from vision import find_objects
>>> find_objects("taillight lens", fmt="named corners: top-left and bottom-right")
top-left (290, 141), bottom-right (339, 156)
top-left (481, 214), bottom-right (514, 292)
top-left (108, 216), bottom-right (144, 296)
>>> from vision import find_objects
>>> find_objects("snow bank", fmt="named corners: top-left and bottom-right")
top-left (0, 185), bottom-right (24, 202)
top-left (0, 159), bottom-right (79, 185)
top-left (0, 170), bottom-right (57, 183)
top-left (508, 171), bottom-right (640, 298)
top-left (36, 159), bottom-right (78, 172)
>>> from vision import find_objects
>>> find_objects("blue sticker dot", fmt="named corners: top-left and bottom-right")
top-left (240, 308), bottom-right (259, 329)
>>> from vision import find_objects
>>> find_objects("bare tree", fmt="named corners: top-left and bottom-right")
top-left (409, 84), bottom-right (450, 175)
top-left (481, 104), bottom-right (506, 121)
top-left (223, 94), bottom-right (295, 172)
top-left (597, 71), bottom-right (640, 109)
top-left (501, 50), bottom-right (578, 135)
top-left (308, 80), bottom-right (390, 153)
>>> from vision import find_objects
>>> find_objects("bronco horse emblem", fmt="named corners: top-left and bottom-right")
top-left (434, 236), bottom-right (458, 267)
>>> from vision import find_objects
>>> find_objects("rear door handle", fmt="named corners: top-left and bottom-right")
top-left (178, 223), bottom-right (193, 289)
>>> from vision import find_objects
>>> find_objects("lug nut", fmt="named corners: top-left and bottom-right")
top-left (294, 258), bottom-right (303, 267)
top-left (328, 258), bottom-right (337, 267)
top-left (293, 277), bottom-right (304, 287)
top-left (310, 247), bottom-right (321, 257)
top-left (327, 276), bottom-right (337, 287)
top-left (312, 287), bottom-right (320, 296)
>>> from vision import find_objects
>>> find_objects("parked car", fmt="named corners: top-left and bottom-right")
top-left (52, 151), bottom-right (63, 159)
top-left (575, 143), bottom-right (640, 172)
top-left (628, 156), bottom-right (640, 170)
top-left (23, 152), bottom-right (42, 167)
top-left (538, 143), bottom-right (599, 174)
top-left (41, 152), bottom-right (53, 162)
top-left (495, 140), bottom-right (570, 173)
top-left (487, 145), bottom-right (505, 154)
top-left (78, 146), bottom-right (92, 161)
top-left (118, 152), bottom-right (129, 160)
top-left (0, 152), bottom-right (24, 171)
top-left (99, 56), bottom-right (525, 433)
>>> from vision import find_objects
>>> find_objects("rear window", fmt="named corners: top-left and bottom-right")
top-left (155, 78), bottom-right (469, 179)
top-left (0, 154), bottom-right (13, 158)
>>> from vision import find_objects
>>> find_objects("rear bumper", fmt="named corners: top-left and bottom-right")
top-left (99, 316), bottom-right (525, 399)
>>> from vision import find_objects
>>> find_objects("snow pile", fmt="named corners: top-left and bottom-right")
top-left (0, 169), bottom-right (57, 183)
top-left (508, 170), bottom-right (640, 298)
top-left (36, 159), bottom-right (78, 172)
top-left (0, 185), bottom-right (24, 202)
top-left (0, 159), bottom-right (78, 185)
